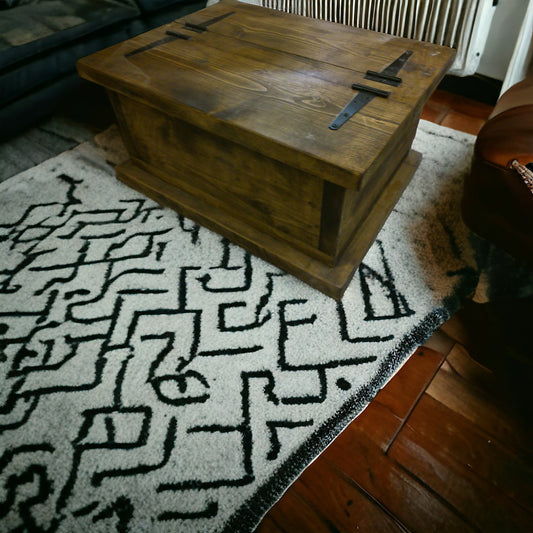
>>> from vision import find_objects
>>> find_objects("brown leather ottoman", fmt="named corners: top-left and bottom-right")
top-left (462, 76), bottom-right (533, 266)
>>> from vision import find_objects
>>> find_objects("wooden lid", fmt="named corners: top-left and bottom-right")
top-left (77, 0), bottom-right (455, 188)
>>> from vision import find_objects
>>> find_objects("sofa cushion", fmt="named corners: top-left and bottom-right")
top-left (0, 22), bottom-right (136, 107)
top-left (129, 0), bottom-right (205, 26)
top-left (0, 0), bottom-right (140, 70)
top-left (0, 0), bottom-right (37, 10)
top-left (0, 71), bottom-right (82, 142)
top-left (134, 0), bottom-right (186, 13)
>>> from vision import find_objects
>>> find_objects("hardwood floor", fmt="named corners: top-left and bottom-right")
top-left (256, 91), bottom-right (533, 532)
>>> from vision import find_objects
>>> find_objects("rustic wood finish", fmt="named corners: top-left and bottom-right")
top-left (77, 0), bottom-right (455, 298)
top-left (114, 94), bottom-right (325, 254)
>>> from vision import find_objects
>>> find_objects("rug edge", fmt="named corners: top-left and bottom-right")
top-left (220, 306), bottom-right (455, 533)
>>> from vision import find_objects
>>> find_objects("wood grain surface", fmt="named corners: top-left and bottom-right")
top-left (77, 0), bottom-right (454, 298)
top-left (77, 0), bottom-right (455, 188)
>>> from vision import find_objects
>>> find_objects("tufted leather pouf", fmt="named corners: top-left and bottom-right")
top-left (462, 76), bottom-right (533, 266)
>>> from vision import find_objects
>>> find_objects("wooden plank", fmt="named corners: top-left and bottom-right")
top-left (353, 347), bottom-right (446, 451)
top-left (78, 28), bottom-right (411, 189)
top-left (444, 343), bottom-right (498, 395)
top-left (440, 110), bottom-right (487, 136)
top-left (373, 346), bottom-right (446, 420)
top-left (390, 405), bottom-right (533, 532)
top-left (293, 458), bottom-right (406, 532)
top-left (319, 181), bottom-right (345, 257)
top-left (254, 516), bottom-right (285, 533)
top-left (398, 393), bottom-right (533, 513)
top-left (149, 28), bottom-right (409, 119)
top-left (336, 111), bottom-right (418, 252)
top-left (185, 0), bottom-right (455, 91)
top-left (115, 94), bottom-right (325, 255)
top-left (322, 427), bottom-right (476, 533)
top-left (426, 360), bottom-right (531, 454)
top-left (349, 401), bottom-right (403, 452)
top-left (256, 487), bottom-right (334, 533)
top-left (77, 1), bottom-right (454, 189)
top-left (422, 328), bottom-right (456, 357)
top-left (439, 312), bottom-right (474, 349)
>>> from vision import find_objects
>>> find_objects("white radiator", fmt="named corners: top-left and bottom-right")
top-left (260, 0), bottom-right (497, 75)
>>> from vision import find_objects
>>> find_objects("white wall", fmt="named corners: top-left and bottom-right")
top-left (477, 0), bottom-right (530, 80)
top-left (500, 0), bottom-right (533, 92)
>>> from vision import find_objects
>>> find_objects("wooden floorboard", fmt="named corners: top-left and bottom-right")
top-left (399, 394), bottom-right (533, 514)
top-left (390, 422), bottom-right (532, 532)
top-left (294, 459), bottom-right (405, 533)
top-left (255, 516), bottom-right (285, 533)
top-left (426, 361), bottom-right (531, 455)
top-left (262, 486), bottom-right (336, 533)
top-left (257, 90), bottom-right (533, 532)
top-left (322, 422), bottom-right (476, 533)
top-left (354, 347), bottom-right (446, 452)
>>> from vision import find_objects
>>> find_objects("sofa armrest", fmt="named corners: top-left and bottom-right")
top-left (462, 76), bottom-right (533, 266)
top-left (134, 0), bottom-right (198, 13)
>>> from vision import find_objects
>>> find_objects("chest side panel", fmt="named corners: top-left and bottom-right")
top-left (113, 94), bottom-right (328, 259)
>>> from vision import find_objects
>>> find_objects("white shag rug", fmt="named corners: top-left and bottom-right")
top-left (0, 120), bottom-right (478, 532)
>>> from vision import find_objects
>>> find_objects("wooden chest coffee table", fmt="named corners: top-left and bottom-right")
top-left (77, 0), bottom-right (455, 299)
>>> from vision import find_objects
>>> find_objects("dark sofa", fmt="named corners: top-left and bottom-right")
top-left (0, 0), bottom-right (206, 141)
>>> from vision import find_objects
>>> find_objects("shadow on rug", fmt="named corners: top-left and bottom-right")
top-left (0, 120), bottom-right (478, 532)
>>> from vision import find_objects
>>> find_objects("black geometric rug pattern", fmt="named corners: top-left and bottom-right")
top-left (0, 120), bottom-right (478, 532)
